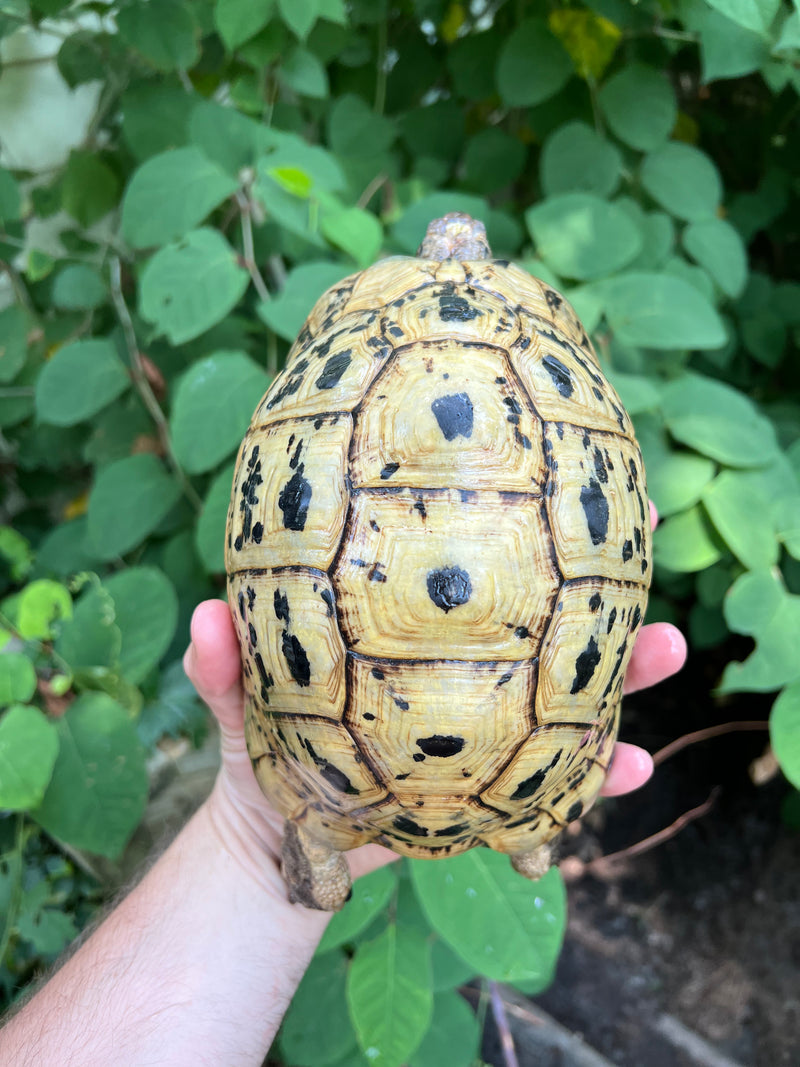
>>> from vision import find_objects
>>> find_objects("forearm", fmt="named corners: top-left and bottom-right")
top-left (0, 787), bottom-right (329, 1066)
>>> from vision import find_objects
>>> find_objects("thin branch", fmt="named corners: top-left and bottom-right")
top-left (489, 980), bottom-right (520, 1067)
top-left (562, 788), bottom-right (721, 882)
top-left (357, 172), bottom-right (389, 211)
top-left (109, 257), bottom-right (202, 513)
top-left (653, 721), bottom-right (769, 766)
top-left (235, 191), bottom-right (271, 304)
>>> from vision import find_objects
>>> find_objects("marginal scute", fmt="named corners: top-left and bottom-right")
top-left (332, 489), bottom-right (561, 660)
top-left (345, 256), bottom-right (438, 315)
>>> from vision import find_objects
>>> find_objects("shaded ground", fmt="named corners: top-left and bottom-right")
top-left (482, 652), bottom-right (799, 1066)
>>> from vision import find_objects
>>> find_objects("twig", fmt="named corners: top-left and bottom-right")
top-left (109, 257), bottom-right (202, 512)
top-left (357, 172), bottom-right (388, 210)
top-left (653, 721), bottom-right (769, 766)
top-left (489, 980), bottom-right (520, 1067)
top-left (562, 788), bottom-right (721, 882)
top-left (235, 191), bottom-right (271, 304)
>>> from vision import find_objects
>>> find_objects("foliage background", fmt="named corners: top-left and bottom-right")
top-left (0, 0), bottom-right (799, 1063)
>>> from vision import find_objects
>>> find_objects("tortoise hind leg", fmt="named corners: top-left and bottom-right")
top-left (281, 821), bottom-right (352, 911)
top-left (509, 843), bottom-right (553, 881)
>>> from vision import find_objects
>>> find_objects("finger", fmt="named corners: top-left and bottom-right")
top-left (348, 843), bottom-right (400, 881)
top-left (600, 741), bottom-right (653, 796)
top-left (649, 499), bottom-right (658, 530)
top-left (624, 622), bottom-right (686, 694)
top-left (183, 599), bottom-right (245, 733)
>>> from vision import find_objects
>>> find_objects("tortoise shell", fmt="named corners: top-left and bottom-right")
top-left (225, 215), bottom-right (650, 907)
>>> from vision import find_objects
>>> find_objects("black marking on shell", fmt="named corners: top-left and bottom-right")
top-left (427, 566), bottom-right (472, 612)
top-left (438, 293), bottom-right (480, 322)
top-left (622, 539), bottom-right (633, 562)
top-left (289, 439), bottom-right (303, 470)
top-left (580, 479), bottom-right (609, 545)
top-left (593, 447), bottom-right (608, 484)
top-left (368, 563), bottom-right (387, 583)
top-left (514, 625), bottom-right (530, 639)
top-left (416, 735), bottom-right (465, 757)
top-left (435, 823), bottom-right (470, 837)
top-left (315, 350), bottom-right (352, 390)
top-left (545, 289), bottom-right (563, 312)
top-left (380, 462), bottom-right (400, 480)
top-left (431, 393), bottom-right (474, 441)
top-left (571, 636), bottom-right (601, 694)
top-left (511, 767), bottom-right (546, 801)
top-left (393, 695), bottom-right (410, 710)
top-left (281, 630), bottom-right (311, 687)
top-left (253, 652), bottom-right (274, 704)
top-left (542, 354), bottom-right (574, 398)
top-left (248, 623), bottom-right (257, 646)
top-left (363, 712), bottom-right (375, 721)
top-left (606, 606), bottom-right (618, 633)
top-left (274, 589), bottom-right (290, 623)
top-left (393, 815), bottom-right (429, 836)
top-left (413, 753), bottom-right (426, 762)
top-left (320, 588), bottom-right (334, 617)
top-left (278, 465), bottom-right (312, 531)
top-left (589, 592), bottom-right (602, 612)
top-left (234, 445), bottom-right (263, 551)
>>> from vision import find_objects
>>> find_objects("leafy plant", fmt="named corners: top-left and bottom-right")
top-left (1, 0), bottom-right (799, 1060)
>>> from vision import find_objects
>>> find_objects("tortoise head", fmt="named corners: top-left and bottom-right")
top-left (417, 212), bottom-right (491, 261)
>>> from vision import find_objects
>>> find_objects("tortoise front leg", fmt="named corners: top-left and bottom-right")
top-left (281, 821), bottom-right (352, 911)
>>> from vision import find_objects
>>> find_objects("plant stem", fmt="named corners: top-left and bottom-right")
top-left (235, 192), bottom-right (271, 304)
top-left (108, 257), bottom-right (202, 513)
top-left (489, 981), bottom-right (520, 1067)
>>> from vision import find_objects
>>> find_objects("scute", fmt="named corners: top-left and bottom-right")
top-left (226, 225), bottom-right (651, 881)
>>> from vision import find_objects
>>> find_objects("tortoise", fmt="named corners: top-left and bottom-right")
top-left (225, 213), bottom-right (651, 911)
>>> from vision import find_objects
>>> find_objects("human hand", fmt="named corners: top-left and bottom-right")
top-left (183, 570), bottom-right (685, 900)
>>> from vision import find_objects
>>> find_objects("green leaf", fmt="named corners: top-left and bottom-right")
top-left (170, 351), bottom-right (269, 474)
top-left (496, 19), bottom-right (572, 107)
top-left (653, 505), bottom-right (724, 573)
top-left (328, 94), bottom-right (396, 158)
top-left (102, 567), bottom-right (178, 684)
top-left (741, 310), bottom-right (785, 366)
top-left (61, 151), bottom-right (120, 228)
top-left (408, 992), bottom-right (480, 1067)
top-left (640, 143), bottom-right (722, 222)
top-left (702, 470), bottom-right (779, 569)
top-left (139, 228), bottom-right (249, 345)
top-left (0, 168), bottom-right (21, 225)
top-left (16, 895), bottom-right (77, 956)
top-left (16, 579), bottom-right (72, 640)
top-left (138, 660), bottom-right (207, 749)
top-left (196, 463), bottom-right (236, 573)
top-left (321, 205), bottom-right (382, 267)
top-left (35, 339), bottom-right (130, 426)
top-left (87, 454), bottom-right (182, 560)
top-left (281, 950), bottom-right (357, 1066)
top-left (599, 63), bottom-right (677, 151)
top-left (720, 573), bottom-right (800, 692)
top-left (540, 121), bottom-right (622, 198)
top-left (121, 147), bottom-right (238, 249)
top-left (399, 101), bottom-right (466, 164)
top-left (278, 0), bottom-right (318, 38)
top-left (317, 865), bottom-right (398, 953)
top-left (117, 0), bottom-right (200, 71)
top-left (32, 693), bottom-right (148, 858)
top-left (122, 84), bottom-right (196, 161)
top-left (215, 0), bottom-right (275, 50)
top-left (682, 218), bottom-right (748, 298)
top-left (0, 305), bottom-right (29, 384)
top-left (51, 264), bottom-right (107, 311)
top-left (55, 581), bottom-right (120, 673)
top-left (526, 193), bottom-right (642, 280)
top-left (0, 527), bottom-right (33, 581)
top-left (463, 128), bottom-right (527, 194)
top-left (0, 704), bottom-right (59, 810)
top-left (660, 373), bottom-right (778, 467)
top-left (279, 47), bottom-right (329, 98)
top-left (696, 6), bottom-right (769, 81)
top-left (770, 682), bottom-right (800, 789)
top-left (0, 654), bottom-right (37, 708)
top-left (637, 426), bottom-right (716, 517)
top-left (347, 924), bottom-right (433, 1067)
top-left (410, 851), bottom-right (566, 984)
top-left (603, 272), bottom-right (726, 350)
top-left (704, 0), bottom-right (780, 36)
top-left (430, 939), bottom-right (476, 992)
top-left (257, 261), bottom-right (351, 342)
